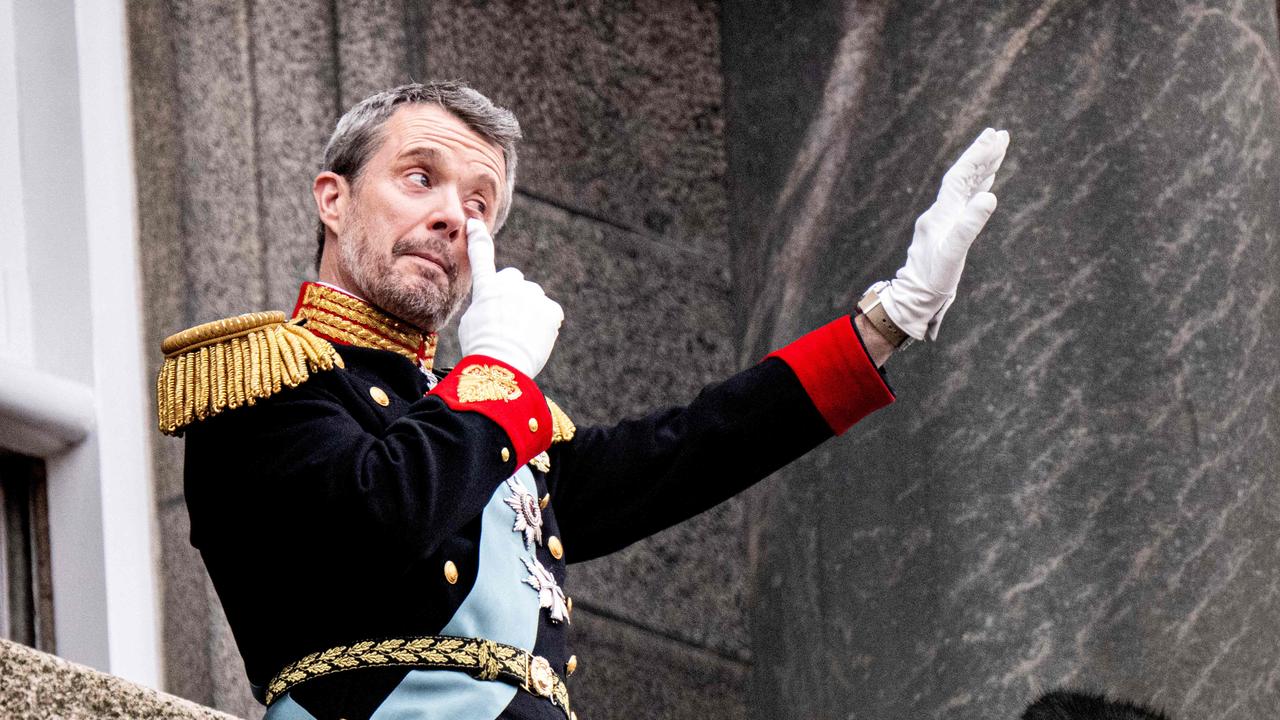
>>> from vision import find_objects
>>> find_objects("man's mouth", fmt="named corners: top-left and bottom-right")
top-left (401, 251), bottom-right (451, 276)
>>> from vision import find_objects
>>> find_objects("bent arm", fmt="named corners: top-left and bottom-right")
top-left (183, 355), bottom-right (552, 562)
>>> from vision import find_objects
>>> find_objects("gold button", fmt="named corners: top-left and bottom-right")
top-left (540, 493), bottom-right (550, 510)
top-left (501, 447), bottom-right (510, 462)
top-left (528, 417), bottom-right (539, 432)
top-left (369, 386), bottom-right (390, 406)
top-left (566, 654), bottom-right (578, 676)
top-left (444, 561), bottom-right (459, 584)
top-left (548, 536), bottom-right (563, 560)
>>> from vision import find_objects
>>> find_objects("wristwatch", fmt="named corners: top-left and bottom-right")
top-left (856, 287), bottom-right (913, 349)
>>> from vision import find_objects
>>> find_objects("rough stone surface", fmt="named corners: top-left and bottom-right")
top-left (497, 196), bottom-right (747, 659)
top-left (169, 0), bottom-right (265, 321)
top-left (0, 639), bottom-right (238, 719)
top-left (497, 197), bottom-right (733, 428)
top-left (128, 0), bottom-right (190, 505)
top-left (209, 598), bottom-right (264, 720)
top-left (127, 0), bottom-right (183, 340)
top-left (422, 0), bottom-right (729, 249)
top-left (723, 2), bottom-right (1280, 719)
top-left (335, 0), bottom-right (412, 110)
top-left (158, 501), bottom-right (214, 705)
top-left (250, 0), bottom-right (339, 311)
top-left (566, 608), bottom-right (749, 720)
top-left (152, 436), bottom-right (187, 506)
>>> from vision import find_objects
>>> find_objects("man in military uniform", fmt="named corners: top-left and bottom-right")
top-left (157, 82), bottom-right (1009, 720)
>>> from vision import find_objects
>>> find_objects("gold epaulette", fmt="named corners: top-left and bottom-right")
top-left (157, 311), bottom-right (344, 436)
top-left (547, 399), bottom-right (575, 443)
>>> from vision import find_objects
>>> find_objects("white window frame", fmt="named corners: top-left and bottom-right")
top-left (0, 0), bottom-right (161, 689)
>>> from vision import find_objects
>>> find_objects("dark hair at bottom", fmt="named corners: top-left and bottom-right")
top-left (1023, 690), bottom-right (1171, 720)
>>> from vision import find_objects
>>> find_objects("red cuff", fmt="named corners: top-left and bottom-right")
top-left (429, 355), bottom-right (554, 466)
top-left (766, 316), bottom-right (895, 434)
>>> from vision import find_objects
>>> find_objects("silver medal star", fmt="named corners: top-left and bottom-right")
top-left (503, 478), bottom-right (543, 550)
top-left (522, 556), bottom-right (569, 624)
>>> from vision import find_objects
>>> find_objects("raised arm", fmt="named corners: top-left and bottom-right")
top-left (546, 128), bottom-right (1011, 560)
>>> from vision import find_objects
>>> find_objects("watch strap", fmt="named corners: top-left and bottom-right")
top-left (857, 289), bottom-right (912, 348)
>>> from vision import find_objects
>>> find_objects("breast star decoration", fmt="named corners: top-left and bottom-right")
top-left (522, 556), bottom-right (569, 624)
top-left (503, 478), bottom-right (543, 550)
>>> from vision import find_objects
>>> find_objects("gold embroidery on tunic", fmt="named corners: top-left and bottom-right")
top-left (547, 399), bottom-right (576, 443)
top-left (457, 365), bottom-right (523, 403)
top-left (265, 635), bottom-right (570, 716)
top-left (529, 452), bottom-right (551, 473)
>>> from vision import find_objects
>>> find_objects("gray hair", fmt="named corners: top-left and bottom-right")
top-left (314, 81), bottom-right (522, 267)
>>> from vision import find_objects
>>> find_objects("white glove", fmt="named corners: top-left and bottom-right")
top-left (458, 218), bottom-right (563, 378)
top-left (878, 127), bottom-right (1009, 341)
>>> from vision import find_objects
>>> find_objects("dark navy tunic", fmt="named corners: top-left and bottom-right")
top-left (183, 317), bottom-right (893, 720)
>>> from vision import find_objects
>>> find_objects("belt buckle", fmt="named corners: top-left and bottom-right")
top-left (526, 655), bottom-right (555, 699)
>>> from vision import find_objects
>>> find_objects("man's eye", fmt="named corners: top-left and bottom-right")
top-left (466, 199), bottom-right (487, 214)
top-left (409, 172), bottom-right (431, 187)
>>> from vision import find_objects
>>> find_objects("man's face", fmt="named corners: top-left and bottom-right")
top-left (335, 104), bottom-right (507, 331)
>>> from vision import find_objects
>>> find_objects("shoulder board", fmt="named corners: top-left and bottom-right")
top-left (157, 311), bottom-right (343, 436)
top-left (547, 398), bottom-right (576, 443)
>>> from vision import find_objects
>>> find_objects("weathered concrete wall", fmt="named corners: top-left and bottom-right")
top-left (129, 1), bottom-right (741, 718)
top-left (0, 639), bottom-right (238, 719)
top-left (723, 1), bottom-right (1280, 718)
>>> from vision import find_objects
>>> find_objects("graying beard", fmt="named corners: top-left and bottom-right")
top-left (340, 214), bottom-right (466, 332)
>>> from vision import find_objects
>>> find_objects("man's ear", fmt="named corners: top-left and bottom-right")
top-left (313, 171), bottom-right (350, 238)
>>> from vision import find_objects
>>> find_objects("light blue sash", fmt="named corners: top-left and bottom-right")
top-left (266, 467), bottom-right (543, 720)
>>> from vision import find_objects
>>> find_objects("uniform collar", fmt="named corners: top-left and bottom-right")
top-left (291, 281), bottom-right (438, 373)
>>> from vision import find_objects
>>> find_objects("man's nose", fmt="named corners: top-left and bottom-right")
top-left (425, 190), bottom-right (466, 241)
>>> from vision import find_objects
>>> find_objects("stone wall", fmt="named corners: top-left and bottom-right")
top-left (0, 639), bottom-right (237, 719)
top-left (129, 1), bottom-right (741, 718)
top-left (723, 1), bottom-right (1280, 719)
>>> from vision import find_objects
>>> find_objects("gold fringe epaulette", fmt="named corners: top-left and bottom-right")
top-left (547, 399), bottom-right (575, 443)
top-left (157, 311), bottom-right (344, 436)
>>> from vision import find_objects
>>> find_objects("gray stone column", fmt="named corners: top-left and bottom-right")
top-left (723, 2), bottom-right (1280, 718)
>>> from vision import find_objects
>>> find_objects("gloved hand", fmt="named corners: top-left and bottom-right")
top-left (458, 218), bottom-right (564, 378)
top-left (877, 127), bottom-right (1010, 341)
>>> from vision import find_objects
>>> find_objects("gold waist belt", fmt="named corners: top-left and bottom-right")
top-left (266, 635), bottom-right (571, 718)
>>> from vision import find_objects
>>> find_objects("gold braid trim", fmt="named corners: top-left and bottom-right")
top-left (157, 312), bottom-right (343, 436)
top-left (301, 308), bottom-right (420, 364)
top-left (547, 399), bottom-right (576, 443)
top-left (304, 292), bottom-right (423, 350)
top-left (265, 635), bottom-right (570, 717)
top-left (293, 283), bottom-right (436, 366)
